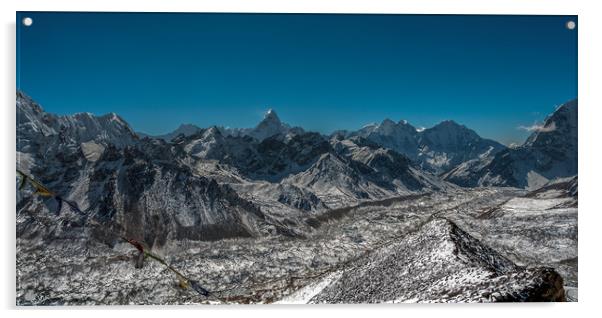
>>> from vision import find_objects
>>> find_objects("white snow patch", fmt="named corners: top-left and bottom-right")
top-left (503, 197), bottom-right (573, 212)
top-left (81, 141), bottom-right (105, 162)
top-left (526, 171), bottom-right (549, 190)
top-left (274, 271), bottom-right (343, 304)
top-left (16, 152), bottom-right (34, 172)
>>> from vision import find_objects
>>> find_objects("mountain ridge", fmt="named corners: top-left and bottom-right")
top-left (443, 99), bottom-right (577, 189)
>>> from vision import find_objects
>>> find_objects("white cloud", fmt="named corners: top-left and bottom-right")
top-left (518, 121), bottom-right (556, 133)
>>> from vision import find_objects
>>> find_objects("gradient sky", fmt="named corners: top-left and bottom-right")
top-left (16, 12), bottom-right (577, 145)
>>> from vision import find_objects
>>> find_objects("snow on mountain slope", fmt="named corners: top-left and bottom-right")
top-left (284, 138), bottom-right (452, 207)
top-left (445, 182), bottom-right (578, 297)
top-left (16, 93), bottom-right (299, 246)
top-left (443, 100), bottom-right (577, 189)
top-left (139, 109), bottom-right (303, 142)
top-left (178, 126), bottom-right (453, 210)
top-left (350, 119), bottom-right (420, 158)
top-left (310, 218), bottom-right (565, 303)
top-left (525, 176), bottom-right (577, 200)
top-left (17, 91), bottom-right (137, 150)
top-left (284, 152), bottom-right (379, 203)
top-left (246, 109), bottom-right (300, 141)
top-left (336, 117), bottom-right (505, 173)
top-left (16, 138), bottom-right (282, 247)
top-left (16, 90), bottom-right (577, 304)
top-left (332, 137), bottom-right (451, 191)
top-left (181, 130), bottom-right (331, 182)
top-left (417, 120), bottom-right (505, 173)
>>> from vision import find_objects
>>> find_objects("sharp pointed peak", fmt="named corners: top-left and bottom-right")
top-left (202, 125), bottom-right (223, 137)
top-left (264, 108), bottom-right (280, 121)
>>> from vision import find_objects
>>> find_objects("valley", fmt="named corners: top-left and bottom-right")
top-left (17, 186), bottom-right (576, 304)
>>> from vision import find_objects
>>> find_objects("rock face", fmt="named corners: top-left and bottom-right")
top-left (310, 219), bottom-right (565, 303)
top-left (443, 99), bottom-right (577, 189)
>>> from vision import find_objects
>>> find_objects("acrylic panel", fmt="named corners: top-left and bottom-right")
top-left (16, 12), bottom-right (578, 305)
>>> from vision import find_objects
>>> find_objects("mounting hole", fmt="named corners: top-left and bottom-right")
top-left (566, 20), bottom-right (576, 30)
top-left (22, 17), bottom-right (33, 27)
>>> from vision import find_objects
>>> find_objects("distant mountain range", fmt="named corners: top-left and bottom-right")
top-left (443, 100), bottom-right (578, 189)
top-left (138, 109), bottom-right (304, 143)
top-left (139, 107), bottom-right (507, 174)
top-left (16, 90), bottom-right (577, 245)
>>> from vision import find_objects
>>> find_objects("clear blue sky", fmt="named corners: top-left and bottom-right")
top-left (16, 13), bottom-right (577, 145)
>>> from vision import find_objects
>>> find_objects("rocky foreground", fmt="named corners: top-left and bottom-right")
top-left (17, 187), bottom-right (576, 304)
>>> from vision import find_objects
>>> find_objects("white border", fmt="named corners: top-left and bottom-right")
top-left (2, 1), bottom-right (601, 318)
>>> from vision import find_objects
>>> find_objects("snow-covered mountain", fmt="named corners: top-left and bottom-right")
top-left (310, 218), bottom-right (565, 303)
top-left (336, 118), bottom-right (506, 173)
top-left (180, 129), bottom-right (330, 182)
top-left (349, 119), bottom-right (420, 158)
top-left (417, 120), bottom-right (505, 172)
top-left (17, 90), bottom-right (578, 240)
top-left (18, 140), bottom-right (276, 245)
top-left (244, 109), bottom-right (304, 141)
top-left (291, 136), bottom-right (451, 204)
top-left (443, 99), bottom-right (577, 189)
top-left (141, 109), bottom-right (304, 142)
top-left (15, 91), bottom-right (577, 304)
top-left (17, 92), bottom-right (445, 247)
top-left (137, 107), bottom-right (505, 175)
top-left (178, 129), bottom-right (448, 208)
top-left (16, 92), bottom-right (287, 248)
top-left (17, 91), bottom-right (138, 151)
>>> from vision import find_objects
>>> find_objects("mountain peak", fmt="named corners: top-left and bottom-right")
top-left (264, 108), bottom-right (280, 122)
top-left (435, 120), bottom-right (462, 128)
top-left (201, 126), bottom-right (224, 140)
top-left (247, 108), bottom-right (293, 141)
top-left (381, 118), bottom-right (396, 126)
top-left (425, 120), bottom-right (481, 140)
top-left (524, 99), bottom-right (577, 148)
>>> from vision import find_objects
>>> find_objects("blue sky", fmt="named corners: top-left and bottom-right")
top-left (16, 13), bottom-right (577, 145)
